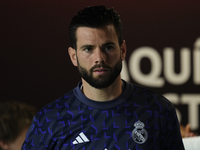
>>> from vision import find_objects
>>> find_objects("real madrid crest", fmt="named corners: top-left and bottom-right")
top-left (132, 120), bottom-right (148, 144)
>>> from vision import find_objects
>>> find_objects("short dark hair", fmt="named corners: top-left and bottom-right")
top-left (69, 5), bottom-right (123, 49)
top-left (0, 101), bottom-right (37, 144)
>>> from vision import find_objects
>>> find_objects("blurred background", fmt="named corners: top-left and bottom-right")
top-left (0, 0), bottom-right (200, 134)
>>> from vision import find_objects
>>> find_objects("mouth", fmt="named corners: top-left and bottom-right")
top-left (93, 67), bottom-right (109, 74)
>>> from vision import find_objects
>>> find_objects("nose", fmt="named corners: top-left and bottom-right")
top-left (94, 48), bottom-right (106, 64)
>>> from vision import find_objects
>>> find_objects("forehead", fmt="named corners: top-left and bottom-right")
top-left (76, 25), bottom-right (118, 46)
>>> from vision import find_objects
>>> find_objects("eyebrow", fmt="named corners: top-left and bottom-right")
top-left (80, 42), bottom-right (116, 49)
top-left (80, 44), bottom-right (94, 50)
top-left (102, 42), bottom-right (116, 47)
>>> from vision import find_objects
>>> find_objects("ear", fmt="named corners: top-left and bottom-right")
top-left (68, 47), bottom-right (78, 67)
top-left (120, 40), bottom-right (127, 61)
top-left (0, 140), bottom-right (10, 150)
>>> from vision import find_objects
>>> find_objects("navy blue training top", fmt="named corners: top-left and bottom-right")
top-left (22, 80), bottom-right (185, 150)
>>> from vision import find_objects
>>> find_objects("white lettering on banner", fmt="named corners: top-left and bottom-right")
top-left (181, 94), bottom-right (200, 130)
top-left (164, 48), bottom-right (191, 85)
top-left (121, 37), bottom-right (200, 87)
top-left (193, 37), bottom-right (200, 84)
top-left (128, 47), bottom-right (164, 87)
top-left (163, 93), bottom-right (200, 130)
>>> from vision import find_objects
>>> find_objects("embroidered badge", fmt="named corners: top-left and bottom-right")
top-left (132, 120), bottom-right (148, 144)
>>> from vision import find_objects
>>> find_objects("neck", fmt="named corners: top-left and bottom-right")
top-left (81, 76), bottom-right (123, 102)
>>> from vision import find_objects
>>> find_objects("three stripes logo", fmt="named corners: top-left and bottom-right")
top-left (73, 132), bottom-right (90, 145)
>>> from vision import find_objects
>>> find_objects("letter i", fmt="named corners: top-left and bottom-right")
top-left (193, 38), bottom-right (200, 84)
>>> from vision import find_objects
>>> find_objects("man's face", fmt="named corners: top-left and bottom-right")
top-left (77, 54), bottom-right (122, 89)
top-left (69, 25), bottom-right (126, 89)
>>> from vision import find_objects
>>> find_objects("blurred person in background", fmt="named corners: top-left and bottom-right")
top-left (180, 124), bottom-right (198, 138)
top-left (181, 124), bottom-right (200, 150)
top-left (0, 101), bottom-right (37, 150)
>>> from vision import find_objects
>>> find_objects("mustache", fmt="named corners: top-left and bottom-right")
top-left (90, 64), bottom-right (112, 71)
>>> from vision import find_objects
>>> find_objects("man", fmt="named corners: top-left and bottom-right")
top-left (0, 101), bottom-right (37, 150)
top-left (22, 6), bottom-right (185, 150)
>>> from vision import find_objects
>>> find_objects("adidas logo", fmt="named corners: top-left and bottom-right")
top-left (73, 132), bottom-right (90, 145)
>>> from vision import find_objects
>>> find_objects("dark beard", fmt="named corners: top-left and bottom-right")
top-left (77, 58), bottom-right (122, 89)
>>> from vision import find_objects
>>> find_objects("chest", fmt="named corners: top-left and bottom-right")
top-left (41, 104), bottom-right (166, 150)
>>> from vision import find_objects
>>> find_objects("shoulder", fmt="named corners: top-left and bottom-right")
top-left (35, 90), bottom-right (75, 120)
top-left (129, 83), bottom-right (175, 111)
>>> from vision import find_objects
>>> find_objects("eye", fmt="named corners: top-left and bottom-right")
top-left (83, 46), bottom-right (93, 52)
top-left (105, 45), bottom-right (114, 51)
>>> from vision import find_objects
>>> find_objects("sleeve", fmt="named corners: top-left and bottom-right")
top-left (161, 103), bottom-right (185, 150)
top-left (21, 115), bottom-right (44, 150)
